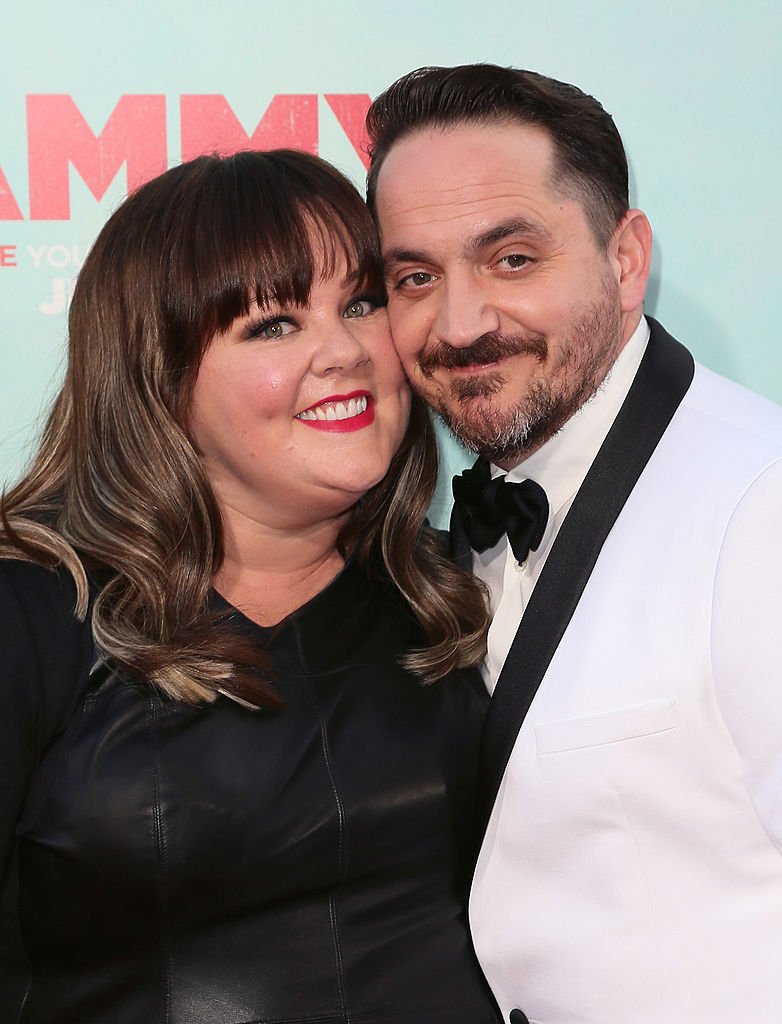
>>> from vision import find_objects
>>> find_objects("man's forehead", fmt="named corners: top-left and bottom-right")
top-left (375, 123), bottom-right (571, 258)
top-left (376, 123), bottom-right (558, 222)
top-left (378, 121), bottom-right (553, 186)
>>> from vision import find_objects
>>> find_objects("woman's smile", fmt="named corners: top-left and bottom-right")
top-left (295, 390), bottom-right (375, 431)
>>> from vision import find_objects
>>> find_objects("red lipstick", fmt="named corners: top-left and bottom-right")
top-left (295, 390), bottom-right (375, 433)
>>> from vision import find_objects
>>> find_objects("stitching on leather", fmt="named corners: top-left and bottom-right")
top-left (305, 677), bottom-right (350, 1021)
top-left (306, 680), bottom-right (349, 881)
top-left (235, 1004), bottom-right (494, 1023)
top-left (328, 894), bottom-right (350, 1024)
top-left (149, 695), bottom-right (173, 1024)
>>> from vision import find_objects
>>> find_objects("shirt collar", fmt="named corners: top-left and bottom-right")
top-left (497, 316), bottom-right (650, 516)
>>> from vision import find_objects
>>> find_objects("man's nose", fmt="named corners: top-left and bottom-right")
top-left (432, 275), bottom-right (500, 349)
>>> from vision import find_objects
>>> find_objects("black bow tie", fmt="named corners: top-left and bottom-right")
top-left (452, 458), bottom-right (549, 564)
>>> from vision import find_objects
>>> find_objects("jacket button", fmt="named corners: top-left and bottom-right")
top-left (509, 1012), bottom-right (529, 1024)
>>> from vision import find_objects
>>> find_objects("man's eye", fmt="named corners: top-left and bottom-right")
top-left (343, 298), bottom-right (376, 319)
top-left (398, 271), bottom-right (435, 289)
top-left (496, 254), bottom-right (531, 271)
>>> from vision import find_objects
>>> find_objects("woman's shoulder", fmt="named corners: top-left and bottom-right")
top-left (0, 556), bottom-right (82, 624)
top-left (0, 557), bottom-right (94, 704)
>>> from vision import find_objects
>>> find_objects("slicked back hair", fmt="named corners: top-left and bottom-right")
top-left (366, 64), bottom-right (629, 248)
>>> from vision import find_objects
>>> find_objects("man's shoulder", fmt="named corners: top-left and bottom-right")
top-left (683, 360), bottom-right (782, 452)
top-left (646, 317), bottom-right (782, 454)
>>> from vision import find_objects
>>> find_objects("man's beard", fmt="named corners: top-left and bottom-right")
top-left (417, 285), bottom-right (622, 466)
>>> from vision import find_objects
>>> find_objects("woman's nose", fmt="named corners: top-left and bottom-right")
top-left (310, 318), bottom-right (371, 377)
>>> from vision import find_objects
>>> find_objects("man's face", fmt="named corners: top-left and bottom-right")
top-left (375, 121), bottom-right (637, 468)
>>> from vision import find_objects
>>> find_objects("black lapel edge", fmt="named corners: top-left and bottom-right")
top-left (450, 484), bottom-right (477, 571)
top-left (476, 320), bottom-right (695, 839)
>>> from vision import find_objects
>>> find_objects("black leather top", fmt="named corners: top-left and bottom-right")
top-left (0, 558), bottom-right (499, 1023)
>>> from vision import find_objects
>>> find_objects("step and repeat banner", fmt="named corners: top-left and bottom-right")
top-left (2, 1), bottom-right (780, 520)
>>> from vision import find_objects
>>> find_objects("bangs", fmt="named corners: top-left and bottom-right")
top-left (167, 150), bottom-right (384, 343)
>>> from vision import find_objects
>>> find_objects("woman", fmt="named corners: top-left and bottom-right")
top-left (0, 150), bottom-right (499, 1023)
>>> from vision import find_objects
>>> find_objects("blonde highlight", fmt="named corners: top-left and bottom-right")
top-left (2, 151), bottom-right (488, 706)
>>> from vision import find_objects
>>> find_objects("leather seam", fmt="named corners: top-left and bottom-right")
top-left (328, 894), bottom-right (350, 1024)
top-left (306, 681), bottom-right (348, 881)
top-left (305, 677), bottom-right (350, 1020)
top-left (149, 695), bottom-right (173, 1024)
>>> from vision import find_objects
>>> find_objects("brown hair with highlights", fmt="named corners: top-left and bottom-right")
top-left (1, 150), bottom-right (488, 706)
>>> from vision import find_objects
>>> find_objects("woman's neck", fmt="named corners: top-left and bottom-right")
top-left (213, 504), bottom-right (349, 627)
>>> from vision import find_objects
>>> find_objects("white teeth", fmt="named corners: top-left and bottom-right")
top-left (296, 395), bottom-right (369, 421)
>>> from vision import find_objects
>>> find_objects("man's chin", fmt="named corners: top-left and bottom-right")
top-left (434, 400), bottom-right (533, 461)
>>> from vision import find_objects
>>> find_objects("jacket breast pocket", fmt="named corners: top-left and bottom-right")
top-left (534, 699), bottom-right (677, 755)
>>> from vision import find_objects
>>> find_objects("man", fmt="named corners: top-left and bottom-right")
top-left (366, 65), bottom-right (782, 1024)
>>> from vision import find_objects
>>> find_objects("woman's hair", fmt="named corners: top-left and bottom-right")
top-left (1, 149), bottom-right (487, 706)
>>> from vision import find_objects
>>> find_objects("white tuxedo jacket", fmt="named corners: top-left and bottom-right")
top-left (466, 322), bottom-right (782, 1024)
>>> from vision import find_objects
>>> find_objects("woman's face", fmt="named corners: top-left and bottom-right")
top-left (189, 251), bottom-right (411, 532)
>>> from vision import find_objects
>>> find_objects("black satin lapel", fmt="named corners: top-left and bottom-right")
top-left (450, 495), bottom-right (476, 572)
top-left (476, 320), bottom-right (695, 841)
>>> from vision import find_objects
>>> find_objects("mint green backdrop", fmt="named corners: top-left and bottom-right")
top-left (2, 1), bottom-right (780, 524)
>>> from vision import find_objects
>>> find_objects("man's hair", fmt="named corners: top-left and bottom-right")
top-left (366, 64), bottom-right (629, 247)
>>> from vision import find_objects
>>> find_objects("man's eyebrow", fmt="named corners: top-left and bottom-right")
top-left (382, 247), bottom-right (431, 270)
top-left (466, 217), bottom-right (553, 254)
top-left (382, 218), bottom-right (553, 271)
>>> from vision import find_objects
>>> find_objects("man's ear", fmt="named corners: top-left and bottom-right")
top-left (612, 209), bottom-right (652, 314)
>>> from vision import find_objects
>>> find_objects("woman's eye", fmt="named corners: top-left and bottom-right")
top-left (398, 271), bottom-right (435, 289)
top-left (496, 253), bottom-right (531, 271)
top-left (248, 318), bottom-right (297, 340)
top-left (343, 298), bottom-right (376, 319)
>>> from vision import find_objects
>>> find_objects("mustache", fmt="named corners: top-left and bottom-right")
top-left (417, 331), bottom-right (548, 376)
